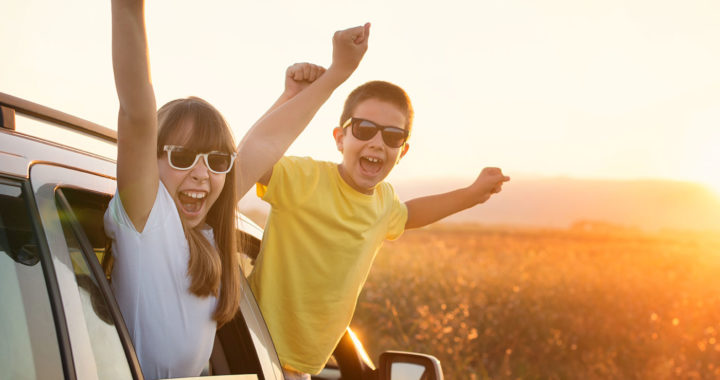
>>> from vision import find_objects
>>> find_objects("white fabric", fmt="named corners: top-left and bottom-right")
top-left (104, 182), bottom-right (217, 380)
top-left (282, 369), bottom-right (311, 380)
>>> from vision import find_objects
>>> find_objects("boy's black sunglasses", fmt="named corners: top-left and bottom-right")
top-left (162, 145), bottom-right (236, 174)
top-left (341, 117), bottom-right (409, 148)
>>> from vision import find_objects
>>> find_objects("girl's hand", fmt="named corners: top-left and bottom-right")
top-left (284, 62), bottom-right (327, 99)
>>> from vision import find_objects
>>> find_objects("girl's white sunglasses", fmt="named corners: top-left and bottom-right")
top-left (162, 145), bottom-right (236, 174)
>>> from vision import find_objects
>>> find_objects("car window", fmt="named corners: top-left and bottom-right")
top-left (0, 180), bottom-right (64, 379)
top-left (55, 187), bottom-right (133, 379)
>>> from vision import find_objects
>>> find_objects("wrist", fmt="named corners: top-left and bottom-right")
top-left (325, 64), bottom-right (354, 84)
top-left (278, 90), bottom-right (296, 102)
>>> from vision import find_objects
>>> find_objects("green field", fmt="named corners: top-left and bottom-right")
top-left (351, 223), bottom-right (720, 379)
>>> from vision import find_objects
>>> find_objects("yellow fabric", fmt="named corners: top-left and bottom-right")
top-left (248, 156), bottom-right (407, 374)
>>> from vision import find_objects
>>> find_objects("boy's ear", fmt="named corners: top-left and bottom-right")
top-left (333, 127), bottom-right (345, 152)
top-left (399, 142), bottom-right (410, 160)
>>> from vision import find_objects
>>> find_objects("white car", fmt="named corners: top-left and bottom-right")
top-left (0, 92), bottom-right (443, 380)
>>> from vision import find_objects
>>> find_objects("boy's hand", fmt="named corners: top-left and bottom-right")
top-left (328, 23), bottom-right (371, 79)
top-left (468, 167), bottom-right (510, 205)
top-left (284, 62), bottom-right (327, 99)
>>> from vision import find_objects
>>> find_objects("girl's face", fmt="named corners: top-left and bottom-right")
top-left (158, 120), bottom-right (228, 228)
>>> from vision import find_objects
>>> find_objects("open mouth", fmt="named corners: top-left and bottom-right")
top-left (178, 190), bottom-right (207, 215)
top-left (359, 156), bottom-right (384, 175)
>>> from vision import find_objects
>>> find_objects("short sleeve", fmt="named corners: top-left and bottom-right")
top-left (104, 182), bottom-right (174, 237)
top-left (384, 183), bottom-right (408, 240)
top-left (258, 156), bottom-right (318, 208)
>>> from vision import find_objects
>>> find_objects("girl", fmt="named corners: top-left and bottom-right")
top-left (105, 0), bottom-right (370, 378)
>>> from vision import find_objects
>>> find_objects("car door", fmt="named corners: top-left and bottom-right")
top-left (30, 163), bottom-right (143, 379)
top-left (0, 177), bottom-right (66, 379)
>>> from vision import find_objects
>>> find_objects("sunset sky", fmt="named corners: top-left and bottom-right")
top-left (3, 0), bottom-right (719, 195)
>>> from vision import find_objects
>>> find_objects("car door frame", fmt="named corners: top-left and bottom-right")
top-left (29, 162), bottom-right (144, 379)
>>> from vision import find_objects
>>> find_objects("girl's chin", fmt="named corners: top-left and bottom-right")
top-left (181, 215), bottom-right (206, 228)
top-left (176, 202), bottom-right (207, 226)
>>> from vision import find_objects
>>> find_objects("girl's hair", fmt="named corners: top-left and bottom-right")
top-left (156, 96), bottom-right (241, 326)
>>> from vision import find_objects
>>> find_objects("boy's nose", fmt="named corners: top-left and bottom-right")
top-left (367, 130), bottom-right (385, 149)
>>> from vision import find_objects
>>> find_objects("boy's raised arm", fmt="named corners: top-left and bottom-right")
top-left (235, 23), bottom-right (371, 197)
top-left (404, 167), bottom-right (510, 229)
top-left (111, 0), bottom-right (160, 231)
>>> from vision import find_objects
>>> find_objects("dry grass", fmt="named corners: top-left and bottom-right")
top-left (351, 223), bottom-right (720, 379)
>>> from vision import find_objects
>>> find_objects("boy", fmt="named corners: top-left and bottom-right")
top-left (248, 81), bottom-right (509, 378)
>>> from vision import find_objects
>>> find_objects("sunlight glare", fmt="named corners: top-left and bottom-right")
top-left (347, 327), bottom-right (376, 370)
top-left (684, 105), bottom-right (720, 197)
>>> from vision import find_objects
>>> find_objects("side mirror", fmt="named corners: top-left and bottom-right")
top-left (377, 351), bottom-right (443, 380)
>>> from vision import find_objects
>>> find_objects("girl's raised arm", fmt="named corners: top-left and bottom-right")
top-left (111, 0), bottom-right (159, 231)
top-left (234, 24), bottom-right (370, 197)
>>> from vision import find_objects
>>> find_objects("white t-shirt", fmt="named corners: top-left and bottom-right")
top-left (104, 182), bottom-right (217, 379)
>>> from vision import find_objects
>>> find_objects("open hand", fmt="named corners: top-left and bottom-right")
top-left (329, 23), bottom-right (371, 79)
top-left (284, 62), bottom-right (326, 99)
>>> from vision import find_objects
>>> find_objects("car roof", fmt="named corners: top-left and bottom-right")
top-left (1, 92), bottom-right (117, 179)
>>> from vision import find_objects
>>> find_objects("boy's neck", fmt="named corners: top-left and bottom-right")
top-left (336, 163), bottom-right (376, 195)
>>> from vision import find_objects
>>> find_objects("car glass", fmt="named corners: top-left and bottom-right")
top-left (0, 180), bottom-right (64, 379)
top-left (56, 188), bottom-right (132, 380)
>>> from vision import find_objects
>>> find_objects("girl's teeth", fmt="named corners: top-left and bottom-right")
top-left (182, 191), bottom-right (206, 199)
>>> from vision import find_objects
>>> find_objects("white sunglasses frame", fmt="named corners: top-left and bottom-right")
top-left (162, 145), bottom-right (236, 174)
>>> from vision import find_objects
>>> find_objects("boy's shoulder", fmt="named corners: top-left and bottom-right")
top-left (274, 156), bottom-right (337, 182)
top-left (280, 155), bottom-right (335, 171)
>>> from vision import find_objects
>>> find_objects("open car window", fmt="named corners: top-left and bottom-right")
top-left (55, 187), bottom-right (135, 379)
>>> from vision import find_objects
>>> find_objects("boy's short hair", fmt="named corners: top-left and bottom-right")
top-left (340, 81), bottom-right (414, 132)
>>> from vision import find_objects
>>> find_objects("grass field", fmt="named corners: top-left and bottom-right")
top-left (351, 223), bottom-right (720, 379)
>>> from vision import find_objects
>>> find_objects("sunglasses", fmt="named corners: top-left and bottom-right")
top-left (162, 145), bottom-right (236, 174)
top-left (341, 117), bottom-right (409, 148)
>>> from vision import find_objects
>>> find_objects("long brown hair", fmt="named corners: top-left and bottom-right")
top-left (156, 97), bottom-right (241, 326)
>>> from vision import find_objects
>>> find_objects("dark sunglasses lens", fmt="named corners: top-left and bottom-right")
top-left (352, 120), bottom-right (380, 141)
top-left (169, 149), bottom-right (196, 168)
top-left (382, 128), bottom-right (407, 148)
top-left (207, 153), bottom-right (232, 172)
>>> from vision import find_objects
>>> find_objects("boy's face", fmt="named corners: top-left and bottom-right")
top-left (333, 98), bottom-right (410, 194)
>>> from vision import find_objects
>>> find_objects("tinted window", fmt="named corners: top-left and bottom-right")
top-left (0, 181), bottom-right (63, 379)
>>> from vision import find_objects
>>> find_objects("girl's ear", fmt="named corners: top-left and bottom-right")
top-left (333, 127), bottom-right (345, 153)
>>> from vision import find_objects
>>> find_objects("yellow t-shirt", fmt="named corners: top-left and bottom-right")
top-left (248, 156), bottom-right (408, 374)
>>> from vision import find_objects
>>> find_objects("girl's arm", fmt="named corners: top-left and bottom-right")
top-left (404, 167), bottom-right (510, 229)
top-left (235, 24), bottom-right (371, 197)
top-left (254, 62), bottom-right (326, 185)
top-left (111, 0), bottom-right (159, 231)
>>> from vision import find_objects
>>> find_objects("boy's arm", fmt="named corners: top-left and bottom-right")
top-left (111, 0), bottom-right (160, 232)
top-left (235, 23), bottom-right (370, 197)
top-left (404, 167), bottom-right (510, 229)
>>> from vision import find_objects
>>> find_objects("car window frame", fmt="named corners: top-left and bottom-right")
top-left (29, 163), bottom-right (143, 379)
top-left (55, 186), bottom-right (142, 379)
top-left (0, 176), bottom-right (70, 379)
